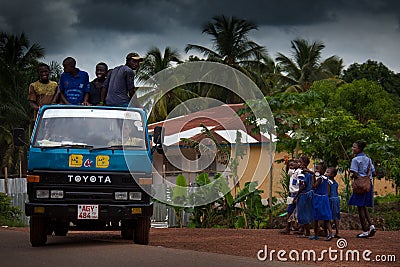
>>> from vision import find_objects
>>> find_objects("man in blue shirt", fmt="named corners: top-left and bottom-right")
top-left (101, 52), bottom-right (142, 107)
top-left (59, 57), bottom-right (90, 105)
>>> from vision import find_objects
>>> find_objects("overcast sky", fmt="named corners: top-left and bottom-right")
top-left (1, 0), bottom-right (399, 80)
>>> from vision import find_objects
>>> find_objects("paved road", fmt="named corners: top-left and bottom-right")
top-left (0, 228), bottom-right (304, 267)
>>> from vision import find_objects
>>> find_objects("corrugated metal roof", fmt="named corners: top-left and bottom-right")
top-left (148, 103), bottom-right (270, 145)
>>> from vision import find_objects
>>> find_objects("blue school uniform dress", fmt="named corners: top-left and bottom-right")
top-left (312, 175), bottom-right (332, 221)
top-left (348, 153), bottom-right (375, 207)
top-left (329, 180), bottom-right (340, 220)
top-left (297, 172), bottom-right (314, 225)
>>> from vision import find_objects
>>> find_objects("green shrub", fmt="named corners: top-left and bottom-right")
top-left (380, 211), bottom-right (400, 230)
top-left (0, 193), bottom-right (24, 227)
top-left (374, 193), bottom-right (400, 205)
top-left (372, 193), bottom-right (400, 230)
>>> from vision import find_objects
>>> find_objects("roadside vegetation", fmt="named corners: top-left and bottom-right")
top-left (162, 170), bottom-right (400, 230)
top-left (0, 193), bottom-right (25, 227)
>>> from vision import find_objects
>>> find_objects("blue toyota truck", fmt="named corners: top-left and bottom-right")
top-left (14, 105), bottom-right (163, 246)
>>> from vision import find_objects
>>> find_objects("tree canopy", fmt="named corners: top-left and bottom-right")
top-left (342, 60), bottom-right (400, 98)
top-left (241, 78), bottom-right (400, 191)
top-left (0, 32), bottom-right (45, 174)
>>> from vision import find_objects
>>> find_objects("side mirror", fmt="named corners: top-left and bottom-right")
top-left (152, 126), bottom-right (165, 154)
top-left (13, 128), bottom-right (26, 146)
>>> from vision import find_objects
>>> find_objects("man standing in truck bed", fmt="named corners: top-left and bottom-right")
top-left (101, 52), bottom-right (143, 107)
top-left (28, 63), bottom-right (59, 120)
top-left (59, 57), bottom-right (90, 106)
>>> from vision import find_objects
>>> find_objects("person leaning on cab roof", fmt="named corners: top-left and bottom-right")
top-left (28, 63), bottom-right (59, 120)
top-left (89, 62), bottom-right (108, 106)
top-left (59, 57), bottom-right (90, 106)
top-left (101, 52), bottom-right (143, 107)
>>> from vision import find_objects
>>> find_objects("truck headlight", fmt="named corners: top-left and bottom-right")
top-left (36, 190), bottom-right (49, 198)
top-left (129, 192), bottom-right (142, 200)
top-left (50, 190), bottom-right (64, 199)
top-left (115, 192), bottom-right (128, 200)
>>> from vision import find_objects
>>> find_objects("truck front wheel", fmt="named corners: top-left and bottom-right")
top-left (30, 216), bottom-right (48, 247)
top-left (133, 217), bottom-right (150, 245)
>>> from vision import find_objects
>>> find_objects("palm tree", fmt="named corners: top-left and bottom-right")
top-left (240, 54), bottom-right (281, 96)
top-left (136, 46), bottom-right (198, 123)
top-left (49, 60), bottom-right (62, 81)
top-left (275, 38), bottom-right (343, 92)
top-left (137, 47), bottom-right (181, 81)
top-left (0, 32), bottom-right (45, 92)
top-left (185, 15), bottom-right (267, 67)
top-left (0, 32), bottom-right (45, 175)
top-left (185, 15), bottom-right (270, 102)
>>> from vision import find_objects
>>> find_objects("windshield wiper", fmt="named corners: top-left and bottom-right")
top-left (40, 144), bottom-right (94, 150)
top-left (90, 145), bottom-right (142, 151)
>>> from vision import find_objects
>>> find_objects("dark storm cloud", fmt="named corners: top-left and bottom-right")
top-left (0, 0), bottom-right (80, 53)
top-left (71, 0), bottom-right (400, 32)
top-left (72, 0), bottom-right (338, 33)
top-left (1, 0), bottom-right (399, 74)
top-left (2, 0), bottom-right (400, 42)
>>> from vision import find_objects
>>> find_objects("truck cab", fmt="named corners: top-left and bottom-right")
top-left (17, 105), bottom-right (163, 246)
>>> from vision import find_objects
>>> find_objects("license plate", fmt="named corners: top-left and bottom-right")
top-left (77, 205), bottom-right (99, 219)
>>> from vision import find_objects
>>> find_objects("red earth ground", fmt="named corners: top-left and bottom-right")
top-left (7, 226), bottom-right (400, 267)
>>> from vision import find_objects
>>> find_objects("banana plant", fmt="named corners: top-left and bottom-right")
top-left (232, 181), bottom-right (266, 229)
top-left (172, 174), bottom-right (188, 228)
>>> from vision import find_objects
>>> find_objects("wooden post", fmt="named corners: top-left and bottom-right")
top-left (4, 167), bottom-right (8, 195)
top-left (162, 163), bottom-right (166, 183)
top-left (19, 153), bottom-right (22, 178)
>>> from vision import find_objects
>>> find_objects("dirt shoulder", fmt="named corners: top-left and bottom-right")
top-left (5, 227), bottom-right (399, 266)
top-left (149, 228), bottom-right (399, 266)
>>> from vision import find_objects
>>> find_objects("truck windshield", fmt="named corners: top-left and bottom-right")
top-left (33, 108), bottom-right (146, 150)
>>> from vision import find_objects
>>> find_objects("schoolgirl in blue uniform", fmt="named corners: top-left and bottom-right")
top-left (327, 167), bottom-right (340, 238)
top-left (294, 156), bottom-right (313, 237)
top-left (348, 141), bottom-right (376, 238)
top-left (280, 159), bottom-right (301, 234)
top-left (310, 163), bottom-right (334, 241)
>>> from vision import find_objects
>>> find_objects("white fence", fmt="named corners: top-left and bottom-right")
top-left (151, 202), bottom-right (191, 228)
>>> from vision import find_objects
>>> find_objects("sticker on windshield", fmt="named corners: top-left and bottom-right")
top-left (134, 121), bottom-right (143, 132)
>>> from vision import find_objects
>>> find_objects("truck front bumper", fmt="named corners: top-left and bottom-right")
top-left (25, 202), bottom-right (153, 219)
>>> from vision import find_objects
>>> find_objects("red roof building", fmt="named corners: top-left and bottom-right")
top-left (149, 103), bottom-right (283, 202)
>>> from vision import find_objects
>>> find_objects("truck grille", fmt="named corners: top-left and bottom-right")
top-left (27, 171), bottom-right (150, 204)
top-left (65, 191), bottom-right (113, 200)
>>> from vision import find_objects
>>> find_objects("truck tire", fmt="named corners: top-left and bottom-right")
top-left (121, 220), bottom-right (134, 240)
top-left (133, 217), bottom-right (150, 245)
top-left (30, 216), bottom-right (48, 247)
